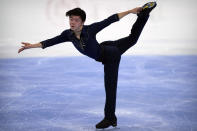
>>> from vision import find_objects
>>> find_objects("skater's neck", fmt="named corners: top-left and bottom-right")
top-left (74, 26), bottom-right (83, 39)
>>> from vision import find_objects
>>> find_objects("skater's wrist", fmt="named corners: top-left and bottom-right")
top-left (117, 11), bottom-right (130, 19)
top-left (129, 7), bottom-right (142, 14)
top-left (31, 43), bottom-right (42, 48)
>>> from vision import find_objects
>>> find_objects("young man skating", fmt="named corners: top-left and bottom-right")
top-left (18, 2), bottom-right (157, 129)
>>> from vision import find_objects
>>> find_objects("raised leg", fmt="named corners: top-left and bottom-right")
top-left (115, 15), bottom-right (149, 55)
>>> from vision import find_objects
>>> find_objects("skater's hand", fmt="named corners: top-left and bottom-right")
top-left (18, 42), bottom-right (42, 53)
top-left (18, 42), bottom-right (32, 53)
top-left (131, 7), bottom-right (142, 14)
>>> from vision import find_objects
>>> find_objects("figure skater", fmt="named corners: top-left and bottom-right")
top-left (18, 2), bottom-right (157, 129)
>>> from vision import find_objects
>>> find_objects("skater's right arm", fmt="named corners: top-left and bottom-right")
top-left (18, 30), bottom-right (70, 53)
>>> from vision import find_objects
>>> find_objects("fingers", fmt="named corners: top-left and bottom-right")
top-left (18, 46), bottom-right (29, 53)
top-left (21, 42), bottom-right (26, 45)
top-left (21, 42), bottom-right (29, 46)
top-left (18, 47), bottom-right (24, 53)
top-left (18, 42), bottom-right (29, 53)
top-left (138, 7), bottom-right (143, 12)
top-left (135, 7), bottom-right (142, 14)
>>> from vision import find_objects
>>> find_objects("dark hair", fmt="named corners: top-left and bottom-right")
top-left (66, 8), bottom-right (86, 22)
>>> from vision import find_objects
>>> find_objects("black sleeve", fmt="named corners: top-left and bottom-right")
top-left (88, 14), bottom-right (119, 35)
top-left (41, 30), bottom-right (69, 49)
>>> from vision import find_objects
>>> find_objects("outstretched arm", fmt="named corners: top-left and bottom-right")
top-left (117, 7), bottom-right (142, 19)
top-left (18, 30), bottom-right (70, 53)
top-left (18, 42), bottom-right (42, 53)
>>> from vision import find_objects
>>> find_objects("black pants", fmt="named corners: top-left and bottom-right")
top-left (100, 15), bottom-right (149, 120)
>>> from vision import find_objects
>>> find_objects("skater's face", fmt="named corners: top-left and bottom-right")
top-left (69, 15), bottom-right (84, 31)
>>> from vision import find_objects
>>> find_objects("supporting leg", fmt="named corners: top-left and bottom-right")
top-left (96, 45), bottom-right (120, 129)
top-left (103, 46), bottom-right (121, 120)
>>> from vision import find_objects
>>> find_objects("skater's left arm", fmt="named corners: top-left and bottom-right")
top-left (89, 14), bottom-right (120, 35)
top-left (117, 7), bottom-right (142, 19)
top-left (89, 7), bottom-right (142, 35)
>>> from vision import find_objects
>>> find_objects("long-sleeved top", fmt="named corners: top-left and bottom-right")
top-left (41, 14), bottom-right (119, 60)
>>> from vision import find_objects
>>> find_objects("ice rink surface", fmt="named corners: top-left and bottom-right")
top-left (1, 0), bottom-right (197, 130)
top-left (0, 56), bottom-right (197, 131)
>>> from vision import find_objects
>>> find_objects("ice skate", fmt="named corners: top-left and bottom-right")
top-left (138, 1), bottom-right (157, 16)
top-left (96, 118), bottom-right (117, 129)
